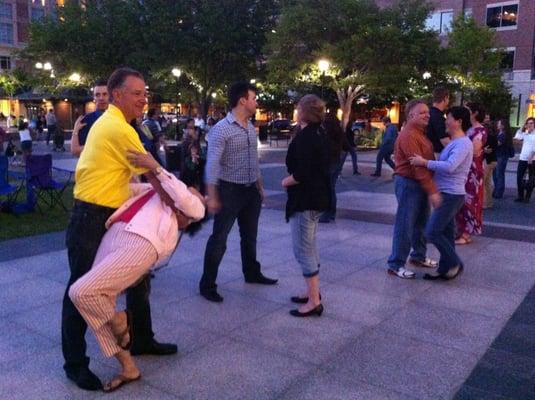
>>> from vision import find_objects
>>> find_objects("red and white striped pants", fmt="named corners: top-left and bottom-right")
top-left (69, 222), bottom-right (157, 357)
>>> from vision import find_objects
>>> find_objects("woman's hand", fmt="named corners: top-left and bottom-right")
top-left (409, 154), bottom-right (427, 167)
top-left (73, 115), bottom-right (86, 133)
top-left (127, 150), bottom-right (160, 171)
top-left (282, 175), bottom-right (297, 188)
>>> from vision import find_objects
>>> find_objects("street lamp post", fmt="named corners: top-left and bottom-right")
top-left (318, 59), bottom-right (330, 100)
top-left (171, 68), bottom-right (183, 137)
top-left (171, 68), bottom-right (182, 114)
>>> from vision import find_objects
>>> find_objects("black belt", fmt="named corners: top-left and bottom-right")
top-left (74, 199), bottom-right (116, 213)
top-left (220, 180), bottom-right (257, 188)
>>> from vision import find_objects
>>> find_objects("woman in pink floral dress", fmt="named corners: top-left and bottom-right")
top-left (455, 102), bottom-right (487, 244)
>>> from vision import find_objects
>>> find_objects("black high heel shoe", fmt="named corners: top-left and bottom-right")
top-left (289, 304), bottom-right (324, 317)
top-left (290, 294), bottom-right (321, 304)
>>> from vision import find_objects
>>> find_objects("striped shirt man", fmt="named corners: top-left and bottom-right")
top-left (205, 112), bottom-right (261, 185)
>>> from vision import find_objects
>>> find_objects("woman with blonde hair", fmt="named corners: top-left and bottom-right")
top-left (282, 94), bottom-right (330, 317)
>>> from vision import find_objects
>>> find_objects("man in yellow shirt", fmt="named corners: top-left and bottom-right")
top-left (62, 68), bottom-right (175, 391)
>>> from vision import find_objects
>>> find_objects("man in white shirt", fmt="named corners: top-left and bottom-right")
top-left (513, 117), bottom-right (535, 202)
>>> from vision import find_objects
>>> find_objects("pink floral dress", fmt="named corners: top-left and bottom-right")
top-left (456, 126), bottom-right (487, 236)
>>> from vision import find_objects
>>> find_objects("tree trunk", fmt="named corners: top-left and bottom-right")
top-left (336, 85), bottom-right (364, 130)
top-left (201, 95), bottom-right (211, 120)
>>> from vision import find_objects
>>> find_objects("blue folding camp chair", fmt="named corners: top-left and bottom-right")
top-left (0, 155), bottom-right (22, 207)
top-left (25, 154), bottom-right (73, 212)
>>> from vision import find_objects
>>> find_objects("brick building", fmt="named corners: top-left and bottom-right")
top-left (378, 0), bottom-right (535, 127)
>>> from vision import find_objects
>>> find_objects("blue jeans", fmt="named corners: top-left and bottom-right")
top-left (492, 155), bottom-right (508, 198)
top-left (425, 193), bottom-right (465, 274)
top-left (387, 176), bottom-right (429, 270)
top-left (374, 146), bottom-right (395, 175)
top-left (200, 180), bottom-right (262, 291)
top-left (343, 147), bottom-right (359, 173)
top-left (290, 210), bottom-right (321, 277)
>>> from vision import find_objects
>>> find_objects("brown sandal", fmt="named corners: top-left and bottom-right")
top-left (102, 374), bottom-right (141, 392)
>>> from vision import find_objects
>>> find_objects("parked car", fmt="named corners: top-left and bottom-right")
top-left (267, 119), bottom-right (296, 133)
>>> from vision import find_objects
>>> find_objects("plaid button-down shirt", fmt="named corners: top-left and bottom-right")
top-left (205, 112), bottom-right (260, 185)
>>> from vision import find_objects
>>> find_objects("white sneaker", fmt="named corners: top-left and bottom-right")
top-left (387, 267), bottom-right (416, 279)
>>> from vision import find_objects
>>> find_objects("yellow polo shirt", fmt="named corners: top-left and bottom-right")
top-left (74, 104), bottom-right (148, 208)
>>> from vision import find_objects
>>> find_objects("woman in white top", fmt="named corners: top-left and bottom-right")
top-left (18, 121), bottom-right (32, 155)
top-left (513, 117), bottom-right (535, 202)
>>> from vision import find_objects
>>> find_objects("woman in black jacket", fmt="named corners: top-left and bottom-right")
top-left (282, 94), bottom-right (330, 317)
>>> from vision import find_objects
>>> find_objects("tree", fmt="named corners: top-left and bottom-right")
top-left (175, 0), bottom-right (279, 116)
top-left (265, 0), bottom-right (443, 119)
top-left (22, 0), bottom-right (279, 117)
top-left (445, 15), bottom-right (512, 117)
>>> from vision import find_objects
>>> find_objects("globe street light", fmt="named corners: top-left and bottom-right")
top-left (69, 73), bottom-right (81, 83)
top-left (318, 59), bottom-right (330, 99)
top-left (171, 68), bottom-right (182, 78)
top-left (318, 59), bottom-right (330, 73)
top-left (43, 62), bottom-right (52, 71)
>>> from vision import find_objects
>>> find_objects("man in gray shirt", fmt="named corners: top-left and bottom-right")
top-left (200, 82), bottom-right (277, 302)
top-left (45, 108), bottom-right (57, 146)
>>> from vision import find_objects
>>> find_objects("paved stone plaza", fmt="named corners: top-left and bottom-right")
top-left (1, 143), bottom-right (534, 399)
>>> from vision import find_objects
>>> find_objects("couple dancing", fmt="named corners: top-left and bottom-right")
top-left (62, 67), bottom-right (205, 393)
top-left (388, 101), bottom-right (473, 280)
top-left (69, 158), bottom-right (205, 392)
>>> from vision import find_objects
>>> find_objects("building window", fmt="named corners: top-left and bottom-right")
top-left (500, 49), bottom-right (515, 71)
top-left (31, 7), bottom-right (45, 21)
top-left (0, 22), bottom-right (13, 44)
top-left (426, 10), bottom-right (453, 35)
top-left (486, 3), bottom-right (518, 29)
top-left (464, 8), bottom-right (473, 19)
top-left (0, 2), bottom-right (12, 19)
top-left (0, 55), bottom-right (10, 70)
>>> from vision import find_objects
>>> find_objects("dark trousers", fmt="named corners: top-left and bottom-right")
top-left (343, 147), bottom-right (359, 173)
top-left (425, 193), bottom-right (465, 274)
top-left (46, 125), bottom-right (55, 145)
top-left (200, 181), bottom-right (262, 292)
top-left (492, 155), bottom-right (508, 198)
top-left (375, 146), bottom-right (395, 175)
top-left (321, 156), bottom-right (345, 221)
top-left (516, 161), bottom-right (535, 200)
top-left (62, 200), bottom-right (153, 372)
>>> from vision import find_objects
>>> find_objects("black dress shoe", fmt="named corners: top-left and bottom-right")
top-left (289, 304), bottom-right (324, 317)
top-left (65, 366), bottom-right (103, 391)
top-left (200, 289), bottom-right (224, 302)
top-left (130, 340), bottom-right (178, 356)
top-left (424, 265), bottom-right (464, 281)
top-left (244, 274), bottom-right (278, 285)
top-left (291, 294), bottom-right (322, 304)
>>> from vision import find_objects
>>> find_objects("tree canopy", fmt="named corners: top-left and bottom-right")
top-left (22, 0), bottom-right (278, 115)
top-left (18, 0), bottom-right (513, 119)
top-left (445, 15), bottom-right (513, 117)
top-left (265, 0), bottom-right (444, 106)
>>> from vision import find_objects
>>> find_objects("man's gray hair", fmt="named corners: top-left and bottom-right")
top-left (405, 99), bottom-right (426, 117)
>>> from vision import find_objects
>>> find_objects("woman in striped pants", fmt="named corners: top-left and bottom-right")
top-left (69, 163), bottom-right (205, 392)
